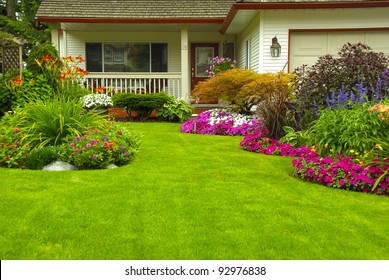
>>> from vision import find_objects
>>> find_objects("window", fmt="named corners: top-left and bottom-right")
top-left (223, 42), bottom-right (235, 60)
top-left (85, 42), bottom-right (168, 73)
top-left (245, 40), bottom-right (251, 69)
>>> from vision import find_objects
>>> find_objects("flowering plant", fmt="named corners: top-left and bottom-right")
top-left (0, 115), bottom-right (32, 168)
top-left (82, 93), bottom-right (113, 109)
top-left (60, 122), bottom-right (140, 169)
top-left (181, 109), bottom-right (266, 136)
top-left (206, 56), bottom-right (236, 77)
top-left (292, 154), bottom-right (389, 196)
top-left (240, 130), bottom-right (313, 157)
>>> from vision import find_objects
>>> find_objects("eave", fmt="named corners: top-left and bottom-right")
top-left (220, 1), bottom-right (389, 34)
top-left (37, 17), bottom-right (225, 25)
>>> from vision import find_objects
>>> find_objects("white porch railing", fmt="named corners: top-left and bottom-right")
top-left (85, 73), bottom-right (182, 99)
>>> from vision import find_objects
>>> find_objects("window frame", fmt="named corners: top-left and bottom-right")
top-left (85, 42), bottom-right (168, 73)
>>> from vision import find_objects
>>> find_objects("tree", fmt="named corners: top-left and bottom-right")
top-left (0, 0), bottom-right (49, 44)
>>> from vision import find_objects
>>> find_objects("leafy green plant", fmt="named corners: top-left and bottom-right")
top-left (112, 92), bottom-right (172, 120)
top-left (293, 43), bottom-right (389, 127)
top-left (25, 146), bottom-right (60, 170)
top-left (157, 98), bottom-right (193, 122)
top-left (17, 98), bottom-right (104, 147)
top-left (0, 114), bottom-right (32, 168)
top-left (305, 102), bottom-right (389, 158)
top-left (279, 126), bottom-right (310, 147)
top-left (26, 42), bottom-right (60, 75)
top-left (60, 123), bottom-right (141, 169)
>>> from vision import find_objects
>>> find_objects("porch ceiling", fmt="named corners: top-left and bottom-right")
top-left (58, 22), bottom-right (223, 32)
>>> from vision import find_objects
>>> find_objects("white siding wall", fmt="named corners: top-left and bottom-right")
top-left (236, 15), bottom-right (260, 71)
top-left (261, 8), bottom-right (389, 73)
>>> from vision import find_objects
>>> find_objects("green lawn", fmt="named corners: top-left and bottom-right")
top-left (0, 122), bottom-right (388, 260)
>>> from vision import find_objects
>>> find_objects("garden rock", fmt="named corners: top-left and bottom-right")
top-left (106, 164), bottom-right (118, 169)
top-left (43, 161), bottom-right (77, 171)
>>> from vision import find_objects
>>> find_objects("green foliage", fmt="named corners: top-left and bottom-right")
top-left (112, 92), bottom-right (172, 120)
top-left (0, 113), bottom-right (32, 168)
top-left (60, 123), bottom-right (141, 169)
top-left (26, 42), bottom-right (60, 73)
top-left (17, 98), bottom-right (104, 147)
top-left (156, 97), bottom-right (193, 122)
top-left (293, 43), bottom-right (389, 127)
top-left (25, 146), bottom-right (60, 170)
top-left (279, 126), bottom-right (310, 147)
top-left (305, 102), bottom-right (389, 158)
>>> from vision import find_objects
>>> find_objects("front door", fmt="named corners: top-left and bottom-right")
top-left (191, 43), bottom-right (219, 90)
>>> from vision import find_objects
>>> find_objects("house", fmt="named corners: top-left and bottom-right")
top-left (36, 0), bottom-right (389, 102)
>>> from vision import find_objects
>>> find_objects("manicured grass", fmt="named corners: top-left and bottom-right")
top-left (0, 122), bottom-right (388, 260)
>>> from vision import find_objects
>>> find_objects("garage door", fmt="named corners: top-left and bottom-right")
top-left (289, 30), bottom-right (389, 71)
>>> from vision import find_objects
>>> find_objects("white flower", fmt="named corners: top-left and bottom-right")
top-left (82, 94), bottom-right (113, 109)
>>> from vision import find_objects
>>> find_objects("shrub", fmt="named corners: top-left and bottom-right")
top-left (25, 146), bottom-right (60, 170)
top-left (156, 97), bottom-right (193, 122)
top-left (60, 123), bottom-right (141, 169)
top-left (180, 109), bottom-right (267, 136)
top-left (26, 42), bottom-right (60, 75)
top-left (244, 72), bottom-right (295, 139)
top-left (293, 43), bottom-right (389, 127)
top-left (112, 92), bottom-right (172, 120)
top-left (305, 102), bottom-right (389, 159)
top-left (0, 114), bottom-right (32, 168)
top-left (191, 68), bottom-right (258, 113)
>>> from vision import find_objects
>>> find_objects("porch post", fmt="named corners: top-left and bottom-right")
top-left (180, 26), bottom-right (189, 101)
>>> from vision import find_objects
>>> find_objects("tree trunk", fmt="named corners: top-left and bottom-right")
top-left (6, 0), bottom-right (16, 19)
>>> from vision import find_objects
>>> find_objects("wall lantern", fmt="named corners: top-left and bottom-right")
top-left (270, 36), bottom-right (281, 58)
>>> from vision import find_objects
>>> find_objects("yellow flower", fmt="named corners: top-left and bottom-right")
top-left (349, 150), bottom-right (355, 154)
top-left (375, 144), bottom-right (383, 151)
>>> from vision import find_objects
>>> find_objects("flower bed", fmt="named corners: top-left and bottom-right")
top-left (180, 109), bottom-right (267, 136)
top-left (241, 131), bottom-right (389, 196)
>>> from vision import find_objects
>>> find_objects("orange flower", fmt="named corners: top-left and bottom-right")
top-left (95, 86), bottom-right (105, 93)
top-left (12, 77), bottom-right (23, 86)
top-left (42, 55), bottom-right (52, 62)
top-left (76, 55), bottom-right (86, 63)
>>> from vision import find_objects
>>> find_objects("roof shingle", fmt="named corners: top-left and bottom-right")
top-left (36, 0), bottom-right (236, 19)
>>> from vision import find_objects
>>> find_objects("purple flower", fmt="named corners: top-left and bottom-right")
top-left (74, 148), bottom-right (80, 153)
top-left (74, 136), bottom-right (81, 142)
top-left (123, 151), bottom-right (129, 156)
top-left (92, 154), bottom-right (98, 159)
top-left (69, 143), bottom-right (75, 147)
top-left (90, 139), bottom-right (97, 143)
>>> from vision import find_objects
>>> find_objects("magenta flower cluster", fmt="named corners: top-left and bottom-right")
top-left (180, 109), bottom-right (267, 136)
top-left (240, 129), bottom-right (312, 157)
top-left (241, 131), bottom-right (389, 196)
top-left (292, 155), bottom-right (389, 196)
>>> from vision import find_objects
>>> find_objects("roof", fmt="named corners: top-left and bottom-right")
top-left (36, 0), bottom-right (236, 23)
